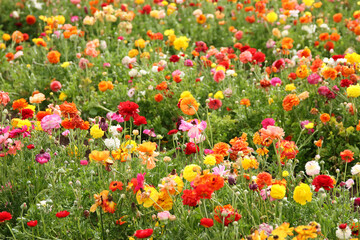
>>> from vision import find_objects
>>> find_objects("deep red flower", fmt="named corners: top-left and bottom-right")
top-left (56, 211), bottom-right (70, 218)
top-left (0, 211), bottom-right (12, 223)
top-left (252, 52), bottom-right (266, 63)
top-left (312, 175), bottom-right (334, 192)
top-left (184, 142), bottom-right (199, 155)
top-left (21, 108), bottom-right (34, 119)
top-left (134, 228), bottom-right (153, 238)
top-left (27, 144), bottom-right (35, 149)
top-left (195, 41), bottom-right (208, 53)
top-left (27, 220), bottom-right (38, 227)
top-left (208, 98), bottom-right (222, 110)
top-left (200, 218), bottom-right (214, 228)
top-left (117, 101), bottom-right (140, 121)
top-left (133, 115), bottom-right (147, 126)
top-left (339, 223), bottom-right (347, 229)
top-left (142, 5), bottom-right (151, 14)
top-left (167, 129), bottom-right (178, 135)
top-left (169, 55), bottom-right (180, 62)
top-left (195, 184), bottom-right (213, 199)
top-left (181, 189), bottom-right (200, 207)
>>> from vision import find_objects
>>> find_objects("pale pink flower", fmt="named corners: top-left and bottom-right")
top-left (259, 126), bottom-right (285, 140)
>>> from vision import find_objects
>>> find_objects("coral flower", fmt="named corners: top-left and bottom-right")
top-left (0, 91), bottom-right (10, 106)
top-left (134, 229), bottom-right (153, 239)
top-left (200, 218), bottom-right (214, 228)
top-left (282, 94), bottom-right (300, 111)
top-left (89, 150), bottom-right (110, 162)
top-left (256, 172), bottom-right (273, 189)
top-left (30, 93), bottom-right (45, 104)
top-left (47, 50), bottom-right (61, 64)
top-left (259, 126), bottom-right (285, 140)
top-left (340, 150), bottom-right (354, 163)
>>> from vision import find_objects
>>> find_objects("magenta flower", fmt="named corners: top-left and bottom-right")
top-left (270, 77), bottom-right (282, 86)
top-left (35, 150), bottom-right (51, 164)
top-left (134, 173), bottom-right (146, 192)
top-left (261, 118), bottom-right (275, 129)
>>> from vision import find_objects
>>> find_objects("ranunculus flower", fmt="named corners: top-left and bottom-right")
top-left (134, 229), bottom-right (153, 238)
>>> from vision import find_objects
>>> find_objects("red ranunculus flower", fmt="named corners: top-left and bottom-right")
top-left (340, 149), bottom-right (354, 163)
top-left (0, 211), bottom-right (12, 223)
top-left (56, 211), bottom-right (70, 218)
top-left (118, 101), bottom-right (140, 121)
top-left (252, 51), bottom-right (266, 63)
top-left (27, 144), bottom-right (35, 149)
top-left (27, 220), bottom-right (38, 227)
top-left (195, 184), bottom-right (213, 199)
top-left (133, 115), bottom-right (147, 126)
top-left (312, 175), bottom-right (334, 192)
top-left (21, 108), bottom-right (34, 119)
top-left (169, 55), bottom-right (180, 63)
top-left (181, 189), bottom-right (200, 207)
top-left (200, 218), bottom-right (214, 228)
top-left (134, 228), bottom-right (153, 238)
top-left (167, 129), bottom-right (178, 135)
top-left (208, 98), bottom-right (222, 110)
top-left (184, 142), bottom-right (199, 155)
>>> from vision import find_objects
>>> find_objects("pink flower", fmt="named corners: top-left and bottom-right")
top-left (41, 114), bottom-right (62, 132)
top-left (79, 58), bottom-right (89, 70)
top-left (143, 129), bottom-right (156, 137)
top-left (62, 130), bottom-right (70, 136)
top-left (307, 73), bottom-right (321, 85)
top-left (103, 63), bottom-right (111, 68)
top-left (239, 51), bottom-right (252, 63)
top-left (270, 77), bottom-right (282, 86)
top-left (234, 30), bottom-right (243, 40)
top-left (111, 113), bottom-right (124, 123)
top-left (259, 126), bottom-right (285, 140)
top-left (70, 16), bottom-right (79, 22)
top-left (204, 149), bottom-right (214, 155)
top-left (261, 118), bottom-right (275, 129)
top-left (134, 173), bottom-right (146, 192)
top-left (80, 160), bottom-right (88, 166)
top-left (157, 211), bottom-right (171, 221)
top-left (70, 0), bottom-right (81, 4)
top-left (179, 119), bottom-right (207, 139)
top-left (184, 60), bottom-right (193, 67)
top-left (0, 91), bottom-right (10, 106)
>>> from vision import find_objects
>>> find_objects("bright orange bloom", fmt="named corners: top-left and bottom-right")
top-left (59, 101), bottom-right (78, 118)
top-left (180, 97), bottom-right (199, 116)
top-left (196, 14), bottom-right (206, 24)
top-left (282, 94), bottom-right (300, 111)
top-left (281, 37), bottom-right (294, 49)
top-left (340, 150), bottom-right (354, 163)
top-left (333, 13), bottom-right (342, 23)
top-left (47, 50), bottom-right (61, 64)
top-left (256, 172), bottom-right (272, 189)
top-left (240, 98), bottom-right (251, 107)
top-left (320, 113), bottom-right (330, 123)
top-left (26, 15), bottom-right (36, 25)
top-left (330, 32), bottom-right (340, 42)
top-left (12, 98), bottom-right (28, 110)
top-left (319, 33), bottom-right (329, 41)
top-left (12, 31), bottom-right (24, 43)
top-left (314, 139), bottom-right (323, 147)
top-left (98, 81), bottom-right (108, 92)
top-left (89, 150), bottom-right (110, 162)
top-left (154, 93), bottom-right (164, 102)
top-left (212, 142), bottom-right (230, 157)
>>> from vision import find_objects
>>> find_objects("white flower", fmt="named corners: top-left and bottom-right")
top-left (129, 69), bottom-right (138, 77)
top-left (305, 161), bottom-right (320, 176)
top-left (151, 66), bottom-right (159, 73)
top-left (104, 138), bottom-right (121, 149)
top-left (100, 40), bottom-right (107, 50)
top-left (109, 125), bottom-right (121, 136)
top-left (14, 51), bottom-right (23, 60)
top-left (351, 164), bottom-right (360, 176)
top-left (289, 10), bottom-right (299, 17)
top-left (345, 179), bottom-right (355, 189)
top-left (335, 226), bottom-right (351, 240)
top-left (226, 70), bottom-right (235, 76)
top-left (139, 70), bottom-right (148, 75)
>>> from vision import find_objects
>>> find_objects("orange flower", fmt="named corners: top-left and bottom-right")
top-left (180, 97), bottom-right (199, 116)
top-left (59, 101), bottom-right (78, 118)
top-left (333, 13), bottom-right (342, 23)
top-left (322, 67), bottom-right (337, 80)
top-left (212, 142), bottom-right (230, 157)
top-left (340, 150), bottom-right (354, 163)
top-left (256, 172), bottom-right (272, 189)
top-left (240, 98), bottom-right (250, 107)
top-left (154, 93), bottom-right (163, 102)
top-left (282, 94), bottom-right (300, 111)
top-left (330, 32), bottom-right (340, 42)
top-left (137, 142), bottom-right (157, 155)
top-left (47, 50), bottom-right (61, 64)
top-left (98, 81), bottom-right (108, 92)
top-left (26, 15), bottom-right (36, 25)
top-left (314, 139), bottom-right (323, 147)
top-left (295, 65), bottom-right (309, 79)
top-left (196, 14), bottom-right (206, 24)
top-left (281, 37), bottom-right (294, 49)
top-left (89, 150), bottom-right (110, 162)
top-left (12, 31), bottom-right (24, 44)
top-left (319, 33), bottom-right (329, 41)
top-left (155, 81), bottom-right (168, 91)
top-left (320, 113), bottom-right (330, 123)
top-left (12, 98), bottom-right (28, 110)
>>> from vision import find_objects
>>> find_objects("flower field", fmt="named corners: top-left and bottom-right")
top-left (1, 0), bottom-right (360, 239)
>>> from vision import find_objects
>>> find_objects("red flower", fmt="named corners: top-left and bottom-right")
top-left (27, 144), bottom-right (35, 149)
top-left (208, 98), bottom-right (222, 110)
top-left (21, 108), bottom-right (34, 119)
top-left (184, 142), bottom-right (199, 155)
top-left (109, 181), bottom-right (123, 192)
top-left (181, 189), bottom-right (200, 207)
top-left (133, 115), bottom-right (147, 126)
top-left (142, 5), bottom-right (151, 14)
top-left (56, 211), bottom-right (70, 218)
top-left (169, 55), bottom-right (180, 62)
top-left (167, 129), bottom-right (178, 135)
top-left (200, 218), bottom-right (214, 228)
top-left (0, 211), bottom-right (12, 223)
top-left (312, 175), bottom-right (334, 192)
top-left (117, 101), bottom-right (140, 121)
top-left (252, 52), bottom-right (266, 63)
top-left (27, 220), bottom-right (38, 227)
top-left (134, 228), bottom-right (153, 238)
top-left (195, 184), bottom-right (214, 199)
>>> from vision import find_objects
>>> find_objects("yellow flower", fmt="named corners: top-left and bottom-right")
top-left (0, 43), bottom-right (5, 50)
top-left (17, 119), bottom-right (32, 128)
top-left (61, 62), bottom-right (70, 68)
top-left (2, 34), bottom-right (11, 41)
top-left (121, 140), bottom-right (138, 153)
top-left (162, 1), bottom-right (168, 6)
top-left (183, 164), bottom-right (201, 182)
top-left (345, 53), bottom-right (360, 65)
top-left (282, 171), bottom-right (289, 177)
top-left (347, 84), bottom-right (360, 98)
top-left (214, 91), bottom-right (224, 99)
top-left (135, 38), bottom-right (146, 49)
top-left (90, 124), bottom-right (105, 139)
top-left (59, 92), bottom-right (67, 101)
top-left (173, 36), bottom-right (190, 51)
top-left (135, 0), bottom-right (144, 4)
top-left (268, 98), bottom-right (274, 105)
top-left (24, 105), bottom-right (36, 112)
top-left (34, 121), bottom-right (43, 131)
top-left (285, 83), bottom-right (296, 91)
top-left (270, 184), bottom-right (286, 199)
top-left (304, 122), bottom-right (314, 129)
top-left (303, 0), bottom-right (314, 7)
top-left (164, 29), bottom-right (174, 36)
top-left (266, 12), bottom-right (278, 23)
top-left (128, 49), bottom-right (139, 58)
top-left (180, 91), bottom-right (193, 100)
top-left (136, 186), bottom-right (159, 208)
top-left (204, 155), bottom-right (216, 166)
top-left (293, 183), bottom-right (312, 205)
top-left (241, 157), bottom-right (259, 170)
